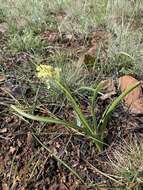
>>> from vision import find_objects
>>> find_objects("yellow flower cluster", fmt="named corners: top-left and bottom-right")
top-left (36, 64), bottom-right (61, 89)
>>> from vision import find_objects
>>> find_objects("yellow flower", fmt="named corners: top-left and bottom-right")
top-left (36, 64), bottom-right (61, 89)
top-left (36, 65), bottom-right (53, 79)
top-left (54, 67), bottom-right (61, 80)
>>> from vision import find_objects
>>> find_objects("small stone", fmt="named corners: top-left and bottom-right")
top-left (2, 183), bottom-right (9, 190)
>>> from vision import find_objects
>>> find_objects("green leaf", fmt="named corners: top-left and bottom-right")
top-left (91, 82), bottom-right (103, 132)
top-left (11, 105), bottom-right (106, 149)
top-left (98, 81), bottom-right (140, 140)
top-left (56, 81), bottom-right (94, 136)
top-left (78, 86), bottom-right (96, 92)
top-left (11, 105), bottom-right (77, 130)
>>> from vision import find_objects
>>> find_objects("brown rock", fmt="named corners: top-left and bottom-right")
top-left (119, 75), bottom-right (142, 104)
top-left (119, 75), bottom-right (143, 113)
top-left (130, 97), bottom-right (143, 114)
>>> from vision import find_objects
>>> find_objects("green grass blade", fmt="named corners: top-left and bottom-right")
top-left (56, 81), bottom-right (94, 135)
top-left (11, 105), bottom-right (77, 130)
top-left (33, 134), bottom-right (85, 184)
top-left (118, 51), bottom-right (135, 61)
top-left (77, 83), bottom-right (103, 133)
top-left (91, 82), bottom-right (103, 132)
top-left (98, 81), bottom-right (140, 140)
top-left (77, 86), bottom-right (95, 92)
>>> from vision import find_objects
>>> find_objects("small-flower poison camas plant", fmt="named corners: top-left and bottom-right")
top-left (11, 64), bottom-right (140, 152)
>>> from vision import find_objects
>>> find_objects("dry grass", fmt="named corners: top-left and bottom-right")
top-left (108, 136), bottom-right (143, 189)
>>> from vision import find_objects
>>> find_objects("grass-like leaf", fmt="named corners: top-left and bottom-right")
top-left (11, 104), bottom-right (104, 145)
top-left (98, 81), bottom-right (140, 141)
top-left (91, 82), bottom-right (103, 132)
top-left (11, 105), bottom-right (77, 130)
top-left (56, 81), bottom-right (94, 136)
